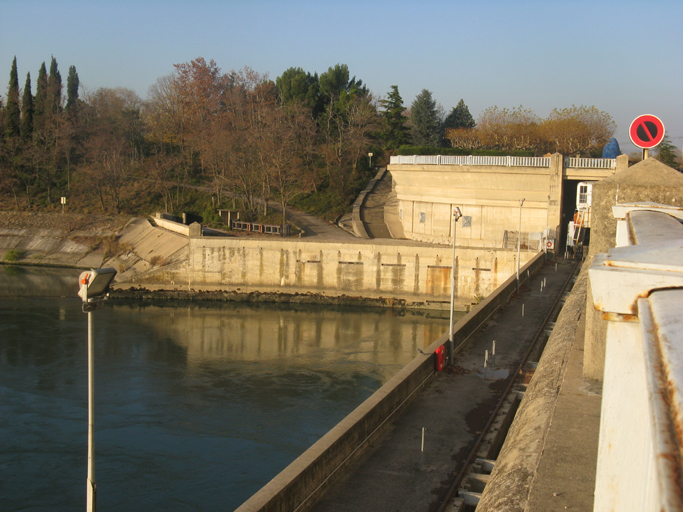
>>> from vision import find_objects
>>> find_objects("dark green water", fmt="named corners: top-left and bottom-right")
top-left (0, 266), bottom-right (450, 511)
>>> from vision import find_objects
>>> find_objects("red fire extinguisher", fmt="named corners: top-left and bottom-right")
top-left (435, 345), bottom-right (446, 372)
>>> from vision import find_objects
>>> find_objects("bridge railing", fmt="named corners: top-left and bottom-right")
top-left (564, 157), bottom-right (617, 169)
top-left (389, 155), bottom-right (551, 167)
top-left (590, 202), bottom-right (683, 511)
top-left (390, 155), bottom-right (619, 170)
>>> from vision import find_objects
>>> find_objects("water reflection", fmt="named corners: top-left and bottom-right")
top-left (0, 267), bottom-right (452, 511)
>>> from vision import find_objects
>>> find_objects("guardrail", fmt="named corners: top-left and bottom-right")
top-left (564, 157), bottom-right (616, 169)
top-left (389, 155), bottom-right (551, 167)
top-left (589, 202), bottom-right (683, 511)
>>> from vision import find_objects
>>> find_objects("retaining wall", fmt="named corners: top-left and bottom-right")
top-left (126, 237), bottom-right (538, 309)
top-left (235, 251), bottom-right (546, 512)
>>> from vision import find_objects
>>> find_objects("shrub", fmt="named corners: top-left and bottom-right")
top-left (4, 249), bottom-right (24, 262)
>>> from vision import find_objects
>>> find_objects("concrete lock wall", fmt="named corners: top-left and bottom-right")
top-left (140, 238), bottom-right (539, 306)
top-left (235, 252), bottom-right (547, 512)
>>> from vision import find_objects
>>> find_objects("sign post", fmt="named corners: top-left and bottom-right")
top-left (629, 115), bottom-right (665, 160)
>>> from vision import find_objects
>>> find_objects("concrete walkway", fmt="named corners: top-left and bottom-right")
top-left (311, 260), bottom-right (578, 512)
top-left (360, 170), bottom-right (393, 239)
top-left (475, 263), bottom-right (600, 512)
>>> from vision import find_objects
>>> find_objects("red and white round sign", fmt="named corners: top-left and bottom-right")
top-left (629, 115), bottom-right (665, 149)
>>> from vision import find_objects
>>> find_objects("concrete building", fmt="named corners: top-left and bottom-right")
top-left (387, 153), bottom-right (628, 249)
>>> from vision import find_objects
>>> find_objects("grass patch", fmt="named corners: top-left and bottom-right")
top-left (4, 249), bottom-right (24, 262)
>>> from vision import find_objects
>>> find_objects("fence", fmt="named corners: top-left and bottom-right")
top-left (389, 155), bottom-right (618, 170)
top-left (564, 157), bottom-right (616, 169)
top-left (503, 230), bottom-right (544, 251)
top-left (231, 220), bottom-right (291, 236)
top-left (389, 155), bottom-right (551, 167)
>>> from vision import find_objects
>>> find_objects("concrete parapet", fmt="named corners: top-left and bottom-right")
top-left (153, 216), bottom-right (192, 236)
top-left (584, 159), bottom-right (683, 380)
top-left (235, 252), bottom-right (547, 512)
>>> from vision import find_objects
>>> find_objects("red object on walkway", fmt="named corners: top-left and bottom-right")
top-left (435, 345), bottom-right (446, 372)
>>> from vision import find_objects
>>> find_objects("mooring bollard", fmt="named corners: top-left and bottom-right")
top-left (421, 427), bottom-right (425, 468)
top-left (522, 303), bottom-right (525, 317)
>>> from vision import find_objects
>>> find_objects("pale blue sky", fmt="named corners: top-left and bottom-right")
top-left (1, 0), bottom-right (681, 153)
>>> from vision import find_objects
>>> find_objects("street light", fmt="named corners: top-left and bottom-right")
top-left (78, 267), bottom-right (117, 512)
top-left (368, 152), bottom-right (373, 169)
top-left (448, 207), bottom-right (463, 365)
top-left (517, 199), bottom-right (525, 293)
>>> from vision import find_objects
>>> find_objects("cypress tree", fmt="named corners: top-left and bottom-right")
top-left (65, 65), bottom-right (79, 114)
top-left (20, 72), bottom-right (33, 141)
top-left (47, 56), bottom-right (62, 113)
top-left (4, 56), bottom-right (21, 139)
top-left (34, 62), bottom-right (48, 132)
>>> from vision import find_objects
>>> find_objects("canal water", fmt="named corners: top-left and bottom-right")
top-left (0, 266), bottom-right (452, 511)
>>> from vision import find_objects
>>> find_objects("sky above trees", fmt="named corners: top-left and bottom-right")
top-left (1, 0), bottom-right (681, 153)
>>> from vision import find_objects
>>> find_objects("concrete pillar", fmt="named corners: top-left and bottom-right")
top-left (583, 158), bottom-right (683, 380)
top-left (189, 222), bottom-right (202, 237)
top-left (547, 153), bottom-right (564, 243)
top-left (615, 154), bottom-right (628, 173)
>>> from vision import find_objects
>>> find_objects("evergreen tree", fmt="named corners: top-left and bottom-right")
top-left (410, 89), bottom-right (442, 147)
top-left (276, 67), bottom-right (321, 115)
top-left (34, 62), bottom-right (48, 132)
top-left (65, 65), bottom-right (79, 114)
top-left (655, 135), bottom-right (681, 171)
top-left (380, 85), bottom-right (410, 149)
top-left (4, 57), bottom-right (21, 139)
top-left (443, 99), bottom-right (475, 131)
top-left (20, 72), bottom-right (33, 141)
top-left (47, 56), bottom-right (62, 113)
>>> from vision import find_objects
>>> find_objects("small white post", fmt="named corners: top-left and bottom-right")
top-left (484, 349), bottom-right (489, 368)
top-left (421, 427), bottom-right (425, 467)
top-left (555, 263), bottom-right (558, 272)
top-left (522, 304), bottom-right (525, 317)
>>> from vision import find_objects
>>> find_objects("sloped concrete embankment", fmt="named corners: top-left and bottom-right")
top-left (234, 252), bottom-right (546, 512)
top-left (0, 213), bottom-right (189, 275)
top-left (0, 212), bottom-right (130, 268)
top-left (475, 263), bottom-right (590, 512)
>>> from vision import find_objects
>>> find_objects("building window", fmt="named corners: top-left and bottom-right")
top-left (419, 212), bottom-right (426, 223)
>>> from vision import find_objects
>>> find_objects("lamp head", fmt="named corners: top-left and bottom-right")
top-left (453, 207), bottom-right (463, 221)
top-left (78, 267), bottom-right (117, 301)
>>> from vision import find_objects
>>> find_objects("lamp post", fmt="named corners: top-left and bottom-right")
top-left (368, 152), bottom-right (373, 169)
top-left (78, 268), bottom-right (117, 512)
top-left (516, 199), bottom-right (525, 292)
top-left (448, 207), bottom-right (463, 365)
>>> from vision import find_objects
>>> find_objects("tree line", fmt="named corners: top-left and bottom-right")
top-left (0, 56), bottom-right (627, 220)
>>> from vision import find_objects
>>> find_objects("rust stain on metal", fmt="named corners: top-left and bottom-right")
top-left (601, 312), bottom-right (638, 322)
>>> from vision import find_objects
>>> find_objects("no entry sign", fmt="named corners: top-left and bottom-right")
top-left (629, 114), bottom-right (665, 149)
